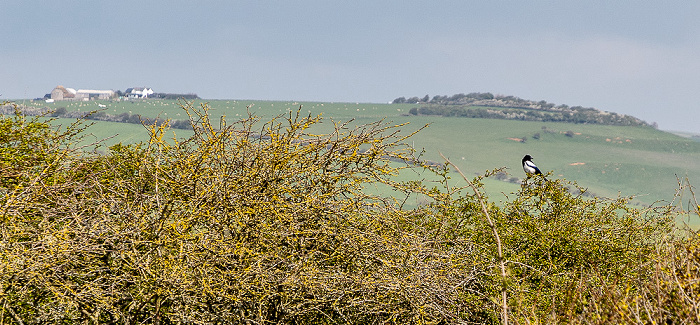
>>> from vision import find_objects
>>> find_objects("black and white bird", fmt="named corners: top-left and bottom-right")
top-left (522, 154), bottom-right (547, 181)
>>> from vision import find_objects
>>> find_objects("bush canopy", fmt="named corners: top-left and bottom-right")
top-left (0, 101), bottom-right (698, 324)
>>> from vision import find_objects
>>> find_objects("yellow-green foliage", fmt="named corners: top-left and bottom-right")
top-left (0, 101), bottom-right (698, 324)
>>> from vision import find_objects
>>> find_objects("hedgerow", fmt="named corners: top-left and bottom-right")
top-left (0, 101), bottom-right (697, 324)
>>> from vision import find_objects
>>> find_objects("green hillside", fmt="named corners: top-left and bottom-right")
top-left (17, 98), bottom-right (700, 209)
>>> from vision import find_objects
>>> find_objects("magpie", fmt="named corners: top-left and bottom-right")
top-left (522, 154), bottom-right (548, 181)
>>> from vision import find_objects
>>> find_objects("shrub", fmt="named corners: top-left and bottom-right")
top-left (0, 101), bottom-right (696, 324)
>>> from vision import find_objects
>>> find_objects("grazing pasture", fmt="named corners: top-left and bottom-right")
top-left (3, 99), bottom-right (700, 323)
top-left (22, 98), bottom-right (700, 211)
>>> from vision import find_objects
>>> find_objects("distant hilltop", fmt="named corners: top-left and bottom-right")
top-left (43, 85), bottom-right (199, 102)
top-left (393, 92), bottom-right (654, 127)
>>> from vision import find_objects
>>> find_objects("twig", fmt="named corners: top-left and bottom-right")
top-left (2, 299), bottom-right (24, 325)
top-left (440, 152), bottom-right (508, 325)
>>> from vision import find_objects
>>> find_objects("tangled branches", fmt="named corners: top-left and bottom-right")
top-left (0, 102), bottom-right (490, 323)
top-left (0, 101), bottom-right (697, 324)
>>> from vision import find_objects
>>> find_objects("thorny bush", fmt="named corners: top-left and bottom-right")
top-left (0, 101), bottom-right (698, 324)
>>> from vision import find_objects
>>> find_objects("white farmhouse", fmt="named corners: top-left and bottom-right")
top-left (125, 87), bottom-right (154, 99)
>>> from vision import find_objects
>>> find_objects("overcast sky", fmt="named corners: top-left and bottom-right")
top-left (2, 1), bottom-right (699, 132)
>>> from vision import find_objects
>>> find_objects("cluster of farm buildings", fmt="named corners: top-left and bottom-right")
top-left (46, 85), bottom-right (154, 102)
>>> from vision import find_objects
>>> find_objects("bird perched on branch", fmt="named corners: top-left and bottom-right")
top-left (522, 154), bottom-right (548, 181)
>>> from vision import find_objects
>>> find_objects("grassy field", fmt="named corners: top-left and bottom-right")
top-left (21, 98), bottom-right (700, 212)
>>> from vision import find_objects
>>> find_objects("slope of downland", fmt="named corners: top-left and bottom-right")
top-left (6, 103), bottom-right (698, 323)
top-left (21, 99), bottom-right (700, 210)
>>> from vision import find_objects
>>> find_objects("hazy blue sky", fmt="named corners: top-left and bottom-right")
top-left (2, 1), bottom-right (699, 132)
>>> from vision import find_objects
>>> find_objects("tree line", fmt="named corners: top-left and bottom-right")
top-left (395, 92), bottom-right (653, 127)
top-left (0, 103), bottom-right (192, 130)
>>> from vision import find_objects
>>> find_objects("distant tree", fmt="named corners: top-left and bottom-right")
top-left (422, 94), bottom-right (430, 102)
top-left (466, 92), bottom-right (494, 100)
top-left (409, 107), bottom-right (418, 115)
top-left (114, 112), bottom-right (128, 122)
top-left (449, 93), bottom-right (467, 101)
top-left (494, 171), bottom-right (508, 181)
top-left (128, 114), bottom-right (141, 124)
top-left (50, 107), bottom-right (67, 117)
top-left (153, 93), bottom-right (201, 100)
top-left (407, 97), bottom-right (421, 104)
top-left (430, 95), bottom-right (446, 103)
top-left (392, 97), bottom-right (406, 104)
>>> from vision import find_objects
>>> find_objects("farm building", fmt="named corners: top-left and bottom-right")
top-left (75, 89), bottom-right (115, 100)
top-left (125, 87), bottom-right (154, 99)
top-left (50, 85), bottom-right (76, 100)
top-left (50, 86), bottom-right (114, 101)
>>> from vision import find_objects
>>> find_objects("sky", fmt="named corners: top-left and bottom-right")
top-left (2, 1), bottom-right (700, 132)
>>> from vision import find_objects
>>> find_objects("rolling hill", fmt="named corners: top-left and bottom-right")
top-left (9, 98), bottom-right (700, 214)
